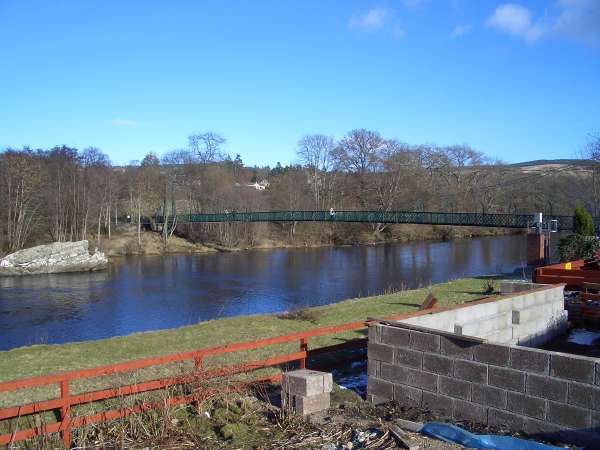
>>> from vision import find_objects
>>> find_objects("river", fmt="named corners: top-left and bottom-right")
top-left (0, 234), bottom-right (530, 350)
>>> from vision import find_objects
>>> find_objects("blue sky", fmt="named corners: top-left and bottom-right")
top-left (1, 0), bottom-right (599, 166)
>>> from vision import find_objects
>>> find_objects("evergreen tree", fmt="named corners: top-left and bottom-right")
top-left (574, 206), bottom-right (595, 236)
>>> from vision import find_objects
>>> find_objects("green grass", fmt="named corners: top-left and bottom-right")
top-left (0, 277), bottom-right (489, 410)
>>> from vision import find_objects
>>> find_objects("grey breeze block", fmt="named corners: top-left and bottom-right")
top-left (282, 369), bottom-right (333, 415)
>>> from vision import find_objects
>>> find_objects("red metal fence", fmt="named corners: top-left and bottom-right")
top-left (0, 305), bottom-right (448, 448)
top-left (0, 321), bottom-right (372, 447)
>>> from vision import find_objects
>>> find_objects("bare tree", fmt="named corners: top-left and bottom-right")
top-left (583, 133), bottom-right (600, 214)
top-left (188, 132), bottom-right (226, 164)
top-left (373, 141), bottom-right (411, 211)
top-left (131, 153), bottom-right (162, 246)
top-left (332, 129), bottom-right (385, 174)
top-left (297, 134), bottom-right (334, 209)
top-left (43, 146), bottom-right (82, 242)
top-left (0, 150), bottom-right (43, 251)
top-left (80, 147), bottom-right (111, 242)
top-left (332, 129), bottom-right (387, 209)
top-left (586, 133), bottom-right (600, 161)
top-left (162, 149), bottom-right (199, 236)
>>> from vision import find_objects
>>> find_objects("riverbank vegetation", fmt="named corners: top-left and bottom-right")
top-left (1, 131), bottom-right (598, 256)
top-left (98, 222), bottom-right (516, 257)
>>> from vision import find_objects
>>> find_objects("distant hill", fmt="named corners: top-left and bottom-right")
top-left (502, 159), bottom-right (595, 175)
top-left (508, 159), bottom-right (594, 168)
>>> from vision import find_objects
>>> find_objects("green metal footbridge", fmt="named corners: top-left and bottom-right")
top-left (153, 210), bottom-right (593, 232)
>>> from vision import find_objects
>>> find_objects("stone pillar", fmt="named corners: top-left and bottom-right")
top-left (527, 233), bottom-right (545, 267)
top-left (282, 369), bottom-right (332, 415)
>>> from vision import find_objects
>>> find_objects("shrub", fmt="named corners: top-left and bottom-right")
top-left (481, 279), bottom-right (498, 295)
top-left (574, 206), bottom-right (595, 236)
top-left (220, 423), bottom-right (250, 441)
top-left (558, 234), bottom-right (600, 262)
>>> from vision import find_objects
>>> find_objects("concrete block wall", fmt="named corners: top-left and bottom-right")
top-left (367, 323), bottom-right (600, 447)
top-left (400, 283), bottom-right (567, 347)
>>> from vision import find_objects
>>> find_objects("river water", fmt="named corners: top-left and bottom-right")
top-left (0, 234), bottom-right (529, 350)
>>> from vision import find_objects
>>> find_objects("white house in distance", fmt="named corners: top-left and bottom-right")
top-left (246, 180), bottom-right (269, 191)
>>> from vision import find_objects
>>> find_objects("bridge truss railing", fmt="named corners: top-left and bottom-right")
top-left (154, 210), bottom-right (581, 232)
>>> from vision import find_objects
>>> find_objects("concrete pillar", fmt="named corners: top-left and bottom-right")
top-left (527, 233), bottom-right (545, 267)
top-left (282, 369), bottom-right (332, 415)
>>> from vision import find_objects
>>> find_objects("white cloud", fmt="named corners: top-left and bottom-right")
top-left (450, 24), bottom-right (470, 38)
top-left (111, 119), bottom-right (137, 127)
top-left (486, 3), bottom-right (544, 43)
top-left (554, 0), bottom-right (600, 47)
top-left (349, 8), bottom-right (390, 32)
top-left (484, 1), bottom-right (599, 47)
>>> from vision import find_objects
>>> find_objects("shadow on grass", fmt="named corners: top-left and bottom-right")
top-left (383, 302), bottom-right (420, 308)
top-left (463, 295), bottom-right (494, 302)
top-left (472, 268), bottom-right (532, 281)
top-left (472, 272), bottom-right (524, 281)
top-left (317, 329), bottom-right (368, 343)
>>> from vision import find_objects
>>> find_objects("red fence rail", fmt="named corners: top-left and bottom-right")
top-left (0, 321), bottom-right (369, 446)
top-left (0, 304), bottom-right (454, 448)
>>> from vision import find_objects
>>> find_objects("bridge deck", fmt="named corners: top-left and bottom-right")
top-left (154, 210), bottom-right (582, 231)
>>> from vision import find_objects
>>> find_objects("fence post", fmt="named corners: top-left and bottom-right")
top-left (194, 354), bottom-right (204, 370)
top-left (299, 338), bottom-right (308, 369)
top-left (60, 379), bottom-right (71, 448)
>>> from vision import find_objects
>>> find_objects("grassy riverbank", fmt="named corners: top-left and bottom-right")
top-left (0, 277), bottom-right (493, 386)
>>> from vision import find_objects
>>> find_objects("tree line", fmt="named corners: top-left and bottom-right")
top-left (1, 130), bottom-right (598, 254)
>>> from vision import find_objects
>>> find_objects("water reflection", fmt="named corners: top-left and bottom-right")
top-left (0, 235), bottom-right (527, 350)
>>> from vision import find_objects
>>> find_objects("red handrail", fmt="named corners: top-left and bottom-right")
top-left (0, 320), bottom-right (375, 446)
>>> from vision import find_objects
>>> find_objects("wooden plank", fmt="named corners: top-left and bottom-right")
top-left (389, 424), bottom-right (419, 450)
top-left (419, 293), bottom-right (438, 310)
top-left (534, 275), bottom-right (585, 285)
top-left (395, 418), bottom-right (423, 432)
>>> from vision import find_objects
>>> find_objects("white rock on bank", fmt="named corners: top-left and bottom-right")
top-left (0, 240), bottom-right (108, 276)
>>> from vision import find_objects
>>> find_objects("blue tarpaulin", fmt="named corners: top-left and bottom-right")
top-left (420, 422), bottom-right (568, 450)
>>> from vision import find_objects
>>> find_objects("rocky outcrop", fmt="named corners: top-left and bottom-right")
top-left (0, 241), bottom-right (108, 276)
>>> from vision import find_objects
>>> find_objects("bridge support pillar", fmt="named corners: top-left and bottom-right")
top-left (527, 233), bottom-right (545, 267)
